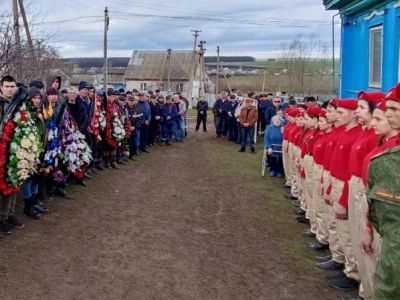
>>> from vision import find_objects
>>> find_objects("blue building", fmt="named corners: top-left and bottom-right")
top-left (324, 0), bottom-right (400, 98)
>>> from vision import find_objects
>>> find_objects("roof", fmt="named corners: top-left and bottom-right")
top-left (108, 67), bottom-right (126, 75)
top-left (323, 0), bottom-right (390, 15)
top-left (70, 74), bottom-right (96, 85)
top-left (124, 50), bottom-right (200, 81)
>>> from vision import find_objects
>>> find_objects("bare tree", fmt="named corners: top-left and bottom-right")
top-left (281, 34), bottom-right (328, 94)
top-left (0, 12), bottom-right (60, 85)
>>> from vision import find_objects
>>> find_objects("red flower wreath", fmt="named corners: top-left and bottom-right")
top-left (0, 120), bottom-right (20, 196)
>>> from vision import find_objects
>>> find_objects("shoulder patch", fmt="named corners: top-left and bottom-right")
top-left (375, 189), bottom-right (400, 203)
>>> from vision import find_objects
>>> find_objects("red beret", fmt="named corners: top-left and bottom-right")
top-left (386, 83), bottom-right (400, 102)
top-left (306, 106), bottom-right (322, 117)
top-left (358, 91), bottom-right (386, 103)
top-left (329, 98), bottom-right (340, 107)
top-left (297, 104), bottom-right (308, 110)
top-left (286, 108), bottom-right (300, 117)
top-left (336, 99), bottom-right (358, 110)
top-left (319, 109), bottom-right (327, 118)
top-left (298, 112), bottom-right (305, 117)
top-left (376, 100), bottom-right (387, 111)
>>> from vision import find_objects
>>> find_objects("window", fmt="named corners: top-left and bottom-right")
top-left (140, 83), bottom-right (147, 91)
top-left (176, 83), bottom-right (184, 92)
top-left (369, 26), bottom-right (383, 88)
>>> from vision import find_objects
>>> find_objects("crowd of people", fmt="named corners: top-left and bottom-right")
top-left (0, 74), bottom-right (189, 236)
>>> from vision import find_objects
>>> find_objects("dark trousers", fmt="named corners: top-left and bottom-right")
top-left (149, 120), bottom-right (160, 145)
top-left (129, 131), bottom-right (138, 156)
top-left (240, 126), bottom-right (255, 150)
top-left (216, 115), bottom-right (227, 136)
top-left (140, 125), bottom-right (149, 150)
top-left (236, 122), bottom-right (242, 144)
top-left (162, 121), bottom-right (174, 141)
top-left (269, 155), bottom-right (284, 175)
top-left (196, 112), bottom-right (207, 131)
top-left (228, 117), bottom-right (238, 141)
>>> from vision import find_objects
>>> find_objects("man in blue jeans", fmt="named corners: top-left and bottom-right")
top-left (239, 98), bottom-right (258, 153)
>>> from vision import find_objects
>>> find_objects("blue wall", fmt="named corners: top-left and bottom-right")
top-left (340, 1), bottom-right (400, 98)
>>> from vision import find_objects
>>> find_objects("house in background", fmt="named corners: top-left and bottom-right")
top-left (124, 50), bottom-right (214, 106)
top-left (324, 0), bottom-right (400, 98)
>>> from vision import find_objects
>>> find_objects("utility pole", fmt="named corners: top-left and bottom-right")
top-left (167, 48), bottom-right (172, 92)
top-left (216, 46), bottom-right (220, 96)
top-left (262, 63), bottom-right (267, 94)
top-left (17, 0), bottom-right (34, 53)
top-left (198, 41), bottom-right (206, 96)
top-left (103, 6), bottom-right (109, 90)
top-left (12, 0), bottom-right (21, 49)
top-left (191, 29), bottom-right (201, 52)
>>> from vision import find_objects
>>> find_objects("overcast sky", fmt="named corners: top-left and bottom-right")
top-left (1, 0), bottom-right (340, 59)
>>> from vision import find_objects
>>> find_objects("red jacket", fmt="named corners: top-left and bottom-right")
top-left (322, 125), bottom-right (345, 171)
top-left (313, 131), bottom-right (332, 165)
top-left (301, 129), bottom-right (324, 158)
top-left (329, 125), bottom-right (363, 208)
top-left (348, 128), bottom-right (379, 178)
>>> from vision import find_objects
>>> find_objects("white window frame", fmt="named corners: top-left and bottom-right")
top-left (369, 25), bottom-right (383, 88)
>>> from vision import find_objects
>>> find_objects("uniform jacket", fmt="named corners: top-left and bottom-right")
top-left (239, 106), bottom-right (258, 127)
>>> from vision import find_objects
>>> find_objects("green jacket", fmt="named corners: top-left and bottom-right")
top-left (366, 146), bottom-right (400, 299)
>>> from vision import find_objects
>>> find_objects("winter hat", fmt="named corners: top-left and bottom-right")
top-left (46, 87), bottom-right (58, 96)
top-left (28, 87), bottom-right (42, 99)
top-left (29, 80), bottom-right (44, 89)
top-left (78, 81), bottom-right (89, 91)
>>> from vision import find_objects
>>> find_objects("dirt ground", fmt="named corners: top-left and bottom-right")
top-left (0, 117), bottom-right (351, 300)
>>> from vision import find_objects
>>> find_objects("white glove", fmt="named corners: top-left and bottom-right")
top-left (267, 148), bottom-right (273, 155)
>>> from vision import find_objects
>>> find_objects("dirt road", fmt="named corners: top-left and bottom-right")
top-left (0, 121), bottom-right (347, 300)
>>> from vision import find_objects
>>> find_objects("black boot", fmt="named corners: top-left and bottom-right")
top-left (32, 194), bottom-right (49, 214)
top-left (24, 198), bottom-right (41, 219)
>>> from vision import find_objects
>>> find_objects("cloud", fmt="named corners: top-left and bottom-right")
top-left (1, 0), bottom-right (340, 58)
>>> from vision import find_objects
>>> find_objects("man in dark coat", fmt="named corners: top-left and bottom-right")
top-left (149, 95), bottom-right (162, 145)
top-left (0, 75), bottom-right (24, 235)
top-left (195, 96), bottom-right (209, 132)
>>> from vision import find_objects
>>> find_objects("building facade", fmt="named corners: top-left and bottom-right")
top-left (324, 0), bottom-right (400, 97)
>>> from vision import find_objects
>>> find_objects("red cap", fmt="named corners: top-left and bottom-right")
top-left (377, 100), bottom-right (387, 111)
top-left (306, 106), bottom-right (322, 117)
top-left (386, 83), bottom-right (400, 102)
top-left (336, 99), bottom-right (358, 111)
top-left (319, 109), bottom-right (327, 118)
top-left (298, 112), bottom-right (305, 117)
top-left (358, 91), bottom-right (386, 103)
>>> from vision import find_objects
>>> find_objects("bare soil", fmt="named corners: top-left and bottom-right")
top-left (0, 118), bottom-right (350, 300)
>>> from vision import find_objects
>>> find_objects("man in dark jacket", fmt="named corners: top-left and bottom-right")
top-left (265, 96), bottom-right (282, 126)
top-left (138, 93), bottom-right (151, 152)
top-left (195, 96), bottom-right (209, 132)
top-left (227, 95), bottom-right (239, 141)
top-left (0, 75), bottom-right (25, 235)
top-left (214, 91), bottom-right (229, 137)
top-left (161, 95), bottom-right (178, 145)
top-left (75, 81), bottom-right (91, 136)
top-left (149, 95), bottom-right (162, 145)
top-left (127, 96), bottom-right (144, 157)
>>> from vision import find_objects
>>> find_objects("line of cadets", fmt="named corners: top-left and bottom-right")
top-left (282, 85), bottom-right (400, 300)
top-left (0, 74), bottom-right (189, 237)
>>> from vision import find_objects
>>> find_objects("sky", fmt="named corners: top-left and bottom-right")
top-left (0, 0), bottom-right (340, 59)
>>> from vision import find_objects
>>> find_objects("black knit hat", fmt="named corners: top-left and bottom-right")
top-left (28, 87), bottom-right (42, 99)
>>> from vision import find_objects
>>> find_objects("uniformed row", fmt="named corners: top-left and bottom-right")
top-left (282, 85), bottom-right (400, 300)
